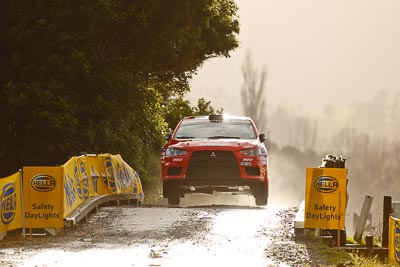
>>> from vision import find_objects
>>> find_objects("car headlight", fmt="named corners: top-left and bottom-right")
top-left (165, 147), bottom-right (188, 157)
top-left (239, 148), bottom-right (262, 156)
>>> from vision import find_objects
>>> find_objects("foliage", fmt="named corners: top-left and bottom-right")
top-left (0, 0), bottom-right (239, 179)
top-left (192, 97), bottom-right (223, 116)
top-left (163, 96), bottom-right (223, 131)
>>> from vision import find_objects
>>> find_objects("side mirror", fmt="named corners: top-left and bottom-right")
top-left (259, 133), bottom-right (266, 142)
top-left (165, 133), bottom-right (172, 141)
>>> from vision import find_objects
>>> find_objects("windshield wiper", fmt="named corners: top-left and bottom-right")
top-left (207, 136), bottom-right (241, 139)
top-left (176, 136), bottom-right (195, 139)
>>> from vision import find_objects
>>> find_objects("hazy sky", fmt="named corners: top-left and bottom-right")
top-left (188, 0), bottom-right (400, 115)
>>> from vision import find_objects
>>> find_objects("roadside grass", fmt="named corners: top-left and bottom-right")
top-left (295, 235), bottom-right (352, 266)
top-left (349, 254), bottom-right (392, 267)
top-left (296, 235), bottom-right (393, 267)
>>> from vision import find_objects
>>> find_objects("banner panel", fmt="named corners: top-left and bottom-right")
top-left (389, 216), bottom-right (400, 266)
top-left (129, 165), bottom-right (144, 200)
top-left (114, 154), bottom-right (134, 194)
top-left (120, 156), bottom-right (144, 199)
top-left (76, 156), bottom-right (90, 201)
top-left (23, 167), bottom-right (63, 228)
top-left (100, 154), bottom-right (118, 193)
top-left (304, 168), bottom-right (347, 229)
top-left (63, 157), bottom-right (85, 217)
top-left (86, 155), bottom-right (109, 196)
top-left (0, 172), bottom-right (23, 232)
top-left (98, 154), bottom-right (143, 199)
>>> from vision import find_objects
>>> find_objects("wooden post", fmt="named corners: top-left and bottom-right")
top-left (382, 196), bottom-right (392, 247)
top-left (365, 234), bottom-right (373, 248)
top-left (353, 195), bottom-right (373, 241)
top-left (337, 191), bottom-right (341, 248)
top-left (19, 169), bottom-right (26, 238)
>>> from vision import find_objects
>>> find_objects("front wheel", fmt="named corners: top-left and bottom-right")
top-left (252, 183), bottom-right (268, 206)
top-left (255, 195), bottom-right (268, 206)
top-left (165, 184), bottom-right (180, 205)
top-left (168, 193), bottom-right (180, 205)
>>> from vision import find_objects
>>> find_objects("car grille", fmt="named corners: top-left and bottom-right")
top-left (186, 151), bottom-right (240, 179)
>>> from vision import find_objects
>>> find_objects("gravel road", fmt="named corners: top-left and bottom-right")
top-left (0, 194), bottom-right (344, 267)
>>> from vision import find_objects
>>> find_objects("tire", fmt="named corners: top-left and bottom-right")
top-left (168, 193), bottom-right (180, 205)
top-left (165, 184), bottom-right (180, 206)
top-left (255, 195), bottom-right (268, 206)
top-left (252, 183), bottom-right (268, 206)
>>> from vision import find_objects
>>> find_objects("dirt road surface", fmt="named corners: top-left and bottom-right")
top-left (0, 194), bottom-right (332, 267)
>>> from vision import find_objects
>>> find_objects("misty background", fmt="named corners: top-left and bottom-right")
top-left (187, 0), bottom-right (400, 237)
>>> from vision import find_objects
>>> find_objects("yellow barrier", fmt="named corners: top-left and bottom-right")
top-left (23, 167), bottom-right (64, 228)
top-left (0, 153), bottom-right (144, 236)
top-left (63, 154), bottom-right (144, 217)
top-left (0, 172), bottom-right (23, 233)
top-left (389, 216), bottom-right (400, 266)
top-left (304, 168), bottom-right (347, 229)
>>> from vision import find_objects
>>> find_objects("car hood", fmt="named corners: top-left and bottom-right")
top-left (169, 139), bottom-right (259, 151)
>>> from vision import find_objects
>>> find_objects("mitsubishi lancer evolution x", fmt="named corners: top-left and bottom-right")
top-left (161, 114), bottom-right (269, 206)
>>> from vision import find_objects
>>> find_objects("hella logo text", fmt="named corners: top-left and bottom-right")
top-left (1, 183), bottom-right (17, 225)
top-left (31, 175), bottom-right (56, 192)
top-left (313, 176), bottom-right (338, 193)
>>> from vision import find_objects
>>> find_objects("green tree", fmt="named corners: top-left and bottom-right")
top-left (163, 96), bottom-right (223, 131)
top-left (0, 0), bottom-right (239, 178)
top-left (163, 97), bottom-right (193, 131)
top-left (192, 98), bottom-right (223, 116)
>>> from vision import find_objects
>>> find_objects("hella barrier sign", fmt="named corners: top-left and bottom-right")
top-left (396, 221), bottom-right (400, 265)
top-left (1, 183), bottom-right (17, 225)
top-left (23, 167), bottom-right (64, 228)
top-left (31, 175), bottom-right (56, 192)
top-left (313, 176), bottom-right (339, 193)
top-left (304, 168), bottom-right (347, 229)
top-left (389, 217), bottom-right (400, 266)
top-left (0, 172), bottom-right (23, 233)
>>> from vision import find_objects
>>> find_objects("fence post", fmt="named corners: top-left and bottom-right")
top-left (382, 195), bottom-right (392, 247)
top-left (353, 195), bottom-right (373, 241)
top-left (19, 169), bottom-right (26, 238)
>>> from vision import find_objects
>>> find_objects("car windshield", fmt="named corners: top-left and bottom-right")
top-left (174, 119), bottom-right (257, 140)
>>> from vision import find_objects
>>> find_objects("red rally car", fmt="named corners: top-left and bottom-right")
top-left (161, 114), bottom-right (269, 206)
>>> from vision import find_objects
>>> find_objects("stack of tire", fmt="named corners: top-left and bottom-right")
top-left (319, 154), bottom-right (346, 168)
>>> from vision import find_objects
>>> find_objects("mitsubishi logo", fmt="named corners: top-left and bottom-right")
top-left (210, 152), bottom-right (217, 157)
